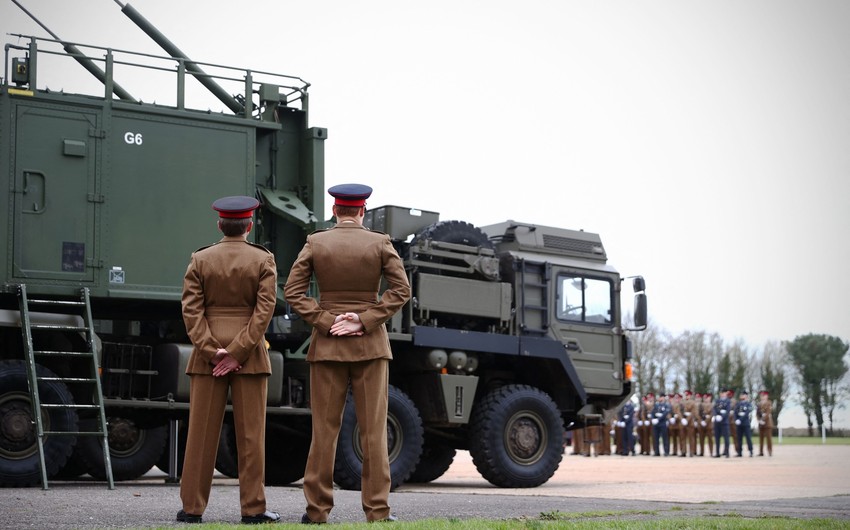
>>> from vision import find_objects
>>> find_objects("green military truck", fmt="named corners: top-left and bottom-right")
top-left (0, 2), bottom-right (646, 490)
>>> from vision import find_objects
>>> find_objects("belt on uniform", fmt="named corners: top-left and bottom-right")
top-left (204, 307), bottom-right (253, 317)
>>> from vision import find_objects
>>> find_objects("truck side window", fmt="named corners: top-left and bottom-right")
top-left (557, 275), bottom-right (612, 325)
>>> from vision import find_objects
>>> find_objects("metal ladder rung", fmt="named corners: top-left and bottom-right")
top-left (17, 284), bottom-right (114, 490)
top-left (28, 299), bottom-right (86, 307)
top-left (44, 431), bottom-right (106, 436)
top-left (30, 324), bottom-right (89, 332)
top-left (33, 350), bottom-right (93, 357)
top-left (40, 403), bottom-right (101, 409)
top-left (37, 376), bottom-right (97, 383)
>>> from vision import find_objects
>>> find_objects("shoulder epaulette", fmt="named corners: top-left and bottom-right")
top-left (247, 241), bottom-right (272, 254)
top-left (192, 242), bottom-right (217, 254)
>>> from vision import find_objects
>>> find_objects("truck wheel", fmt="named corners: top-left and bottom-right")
top-left (0, 360), bottom-right (78, 486)
top-left (334, 385), bottom-right (424, 491)
top-left (265, 427), bottom-right (310, 485)
top-left (407, 438), bottom-right (455, 483)
top-left (469, 384), bottom-right (565, 488)
top-left (54, 447), bottom-right (89, 479)
top-left (215, 422), bottom-right (239, 478)
top-left (77, 417), bottom-right (166, 481)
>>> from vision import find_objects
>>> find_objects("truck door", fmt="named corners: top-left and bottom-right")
top-left (12, 104), bottom-right (99, 283)
top-left (548, 269), bottom-right (622, 395)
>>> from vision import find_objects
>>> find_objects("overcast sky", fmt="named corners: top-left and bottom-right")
top-left (3, 0), bottom-right (848, 428)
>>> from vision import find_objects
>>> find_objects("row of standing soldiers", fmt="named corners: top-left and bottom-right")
top-left (573, 390), bottom-right (774, 458)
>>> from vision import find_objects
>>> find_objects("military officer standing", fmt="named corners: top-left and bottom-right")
top-left (178, 196), bottom-right (280, 524)
top-left (681, 390), bottom-right (698, 457)
top-left (697, 392), bottom-right (714, 457)
top-left (668, 393), bottom-right (683, 457)
top-left (651, 393), bottom-right (671, 456)
top-left (637, 393), bottom-right (654, 455)
top-left (713, 388), bottom-right (732, 458)
top-left (734, 390), bottom-right (754, 457)
top-left (618, 399), bottom-right (636, 456)
top-left (757, 390), bottom-right (774, 456)
top-left (284, 184), bottom-right (411, 524)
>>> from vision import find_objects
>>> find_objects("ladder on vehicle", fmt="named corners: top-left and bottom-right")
top-left (517, 259), bottom-right (550, 335)
top-left (17, 284), bottom-right (114, 490)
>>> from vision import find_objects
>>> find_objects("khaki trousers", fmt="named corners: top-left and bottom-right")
top-left (180, 373), bottom-right (268, 516)
top-left (304, 359), bottom-right (390, 523)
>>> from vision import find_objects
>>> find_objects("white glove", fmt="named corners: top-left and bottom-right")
top-left (700, 420), bottom-right (707, 427)
top-left (616, 421), bottom-right (624, 428)
top-left (738, 411), bottom-right (745, 416)
top-left (685, 412), bottom-right (691, 416)
top-left (682, 419), bottom-right (688, 426)
top-left (610, 430), bottom-right (615, 436)
top-left (639, 420), bottom-right (645, 426)
top-left (720, 409), bottom-right (727, 414)
top-left (759, 420), bottom-right (765, 425)
top-left (735, 419), bottom-right (741, 425)
top-left (655, 412), bottom-right (662, 418)
top-left (715, 415), bottom-right (723, 422)
top-left (651, 418), bottom-right (659, 425)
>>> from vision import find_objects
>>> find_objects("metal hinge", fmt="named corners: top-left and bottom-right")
top-left (87, 193), bottom-right (105, 203)
top-left (88, 128), bottom-right (106, 138)
top-left (86, 259), bottom-right (104, 269)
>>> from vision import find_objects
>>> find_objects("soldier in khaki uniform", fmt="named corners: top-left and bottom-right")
top-left (757, 390), bottom-right (774, 456)
top-left (178, 196), bottom-right (280, 524)
top-left (680, 390), bottom-right (698, 457)
top-left (697, 392), bottom-right (714, 457)
top-left (285, 184), bottom-right (411, 524)
top-left (668, 393), bottom-right (683, 456)
top-left (728, 390), bottom-right (738, 450)
top-left (637, 393), bottom-right (654, 455)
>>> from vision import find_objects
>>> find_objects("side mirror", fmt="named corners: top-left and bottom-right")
top-left (632, 293), bottom-right (647, 330)
top-left (633, 276), bottom-right (645, 293)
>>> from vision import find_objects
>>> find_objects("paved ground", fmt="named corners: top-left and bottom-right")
top-left (0, 445), bottom-right (848, 528)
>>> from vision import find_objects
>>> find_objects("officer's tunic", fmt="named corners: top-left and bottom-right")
top-left (757, 397), bottom-right (774, 456)
top-left (284, 223), bottom-right (410, 523)
top-left (180, 237), bottom-right (277, 516)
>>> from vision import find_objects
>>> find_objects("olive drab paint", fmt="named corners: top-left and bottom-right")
top-left (0, 2), bottom-right (645, 491)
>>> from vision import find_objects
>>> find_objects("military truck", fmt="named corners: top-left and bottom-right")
top-left (0, 2), bottom-right (646, 490)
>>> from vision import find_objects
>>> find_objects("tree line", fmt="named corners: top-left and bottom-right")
top-left (628, 321), bottom-right (849, 435)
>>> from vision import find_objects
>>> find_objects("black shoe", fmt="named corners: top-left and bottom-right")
top-left (301, 513), bottom-right (325, 525)
top-left (176, 510), bottom-right (202, 524)
top-left (374, 515), bottom-right (398, 522)
top-left (241, 511), bottom-right (281, 524)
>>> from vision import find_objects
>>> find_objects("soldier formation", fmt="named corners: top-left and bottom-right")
top-left (572, 389), bottom-right (776, 458)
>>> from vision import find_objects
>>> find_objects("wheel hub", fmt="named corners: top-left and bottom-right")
top-left (506, 412), bottom-right (546, 464)
top-left (0, 393), bottom-right (37, 457)
top-left (108, 418), bottom-right (143, 455)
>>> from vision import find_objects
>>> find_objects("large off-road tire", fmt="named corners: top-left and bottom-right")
top-left (334, 385), bottom-right (424, 491)
top-left (409, 221), bottom-right (494, 277)
top-left (264, 426), bottom-right (310, 486)
top-left (407, 438), bottom-right (456, 483)
top-left (215, 422), bottom-right (240, 478)
top-left (216, 421), bottom-right (311, 485)
top-left (0, 360), bottom-right (78, 487)
top-left (469, 384), bottom-right (565, 488)
top-left (54, 446), bottom-right (89, 479)
top-left (77, 417), bottom-right (167, 481)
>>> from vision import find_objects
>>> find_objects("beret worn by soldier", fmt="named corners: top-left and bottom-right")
top-left (212, 195), bottom-right (260, 218)
top-left (328, 183), bottom-right (372, 207)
